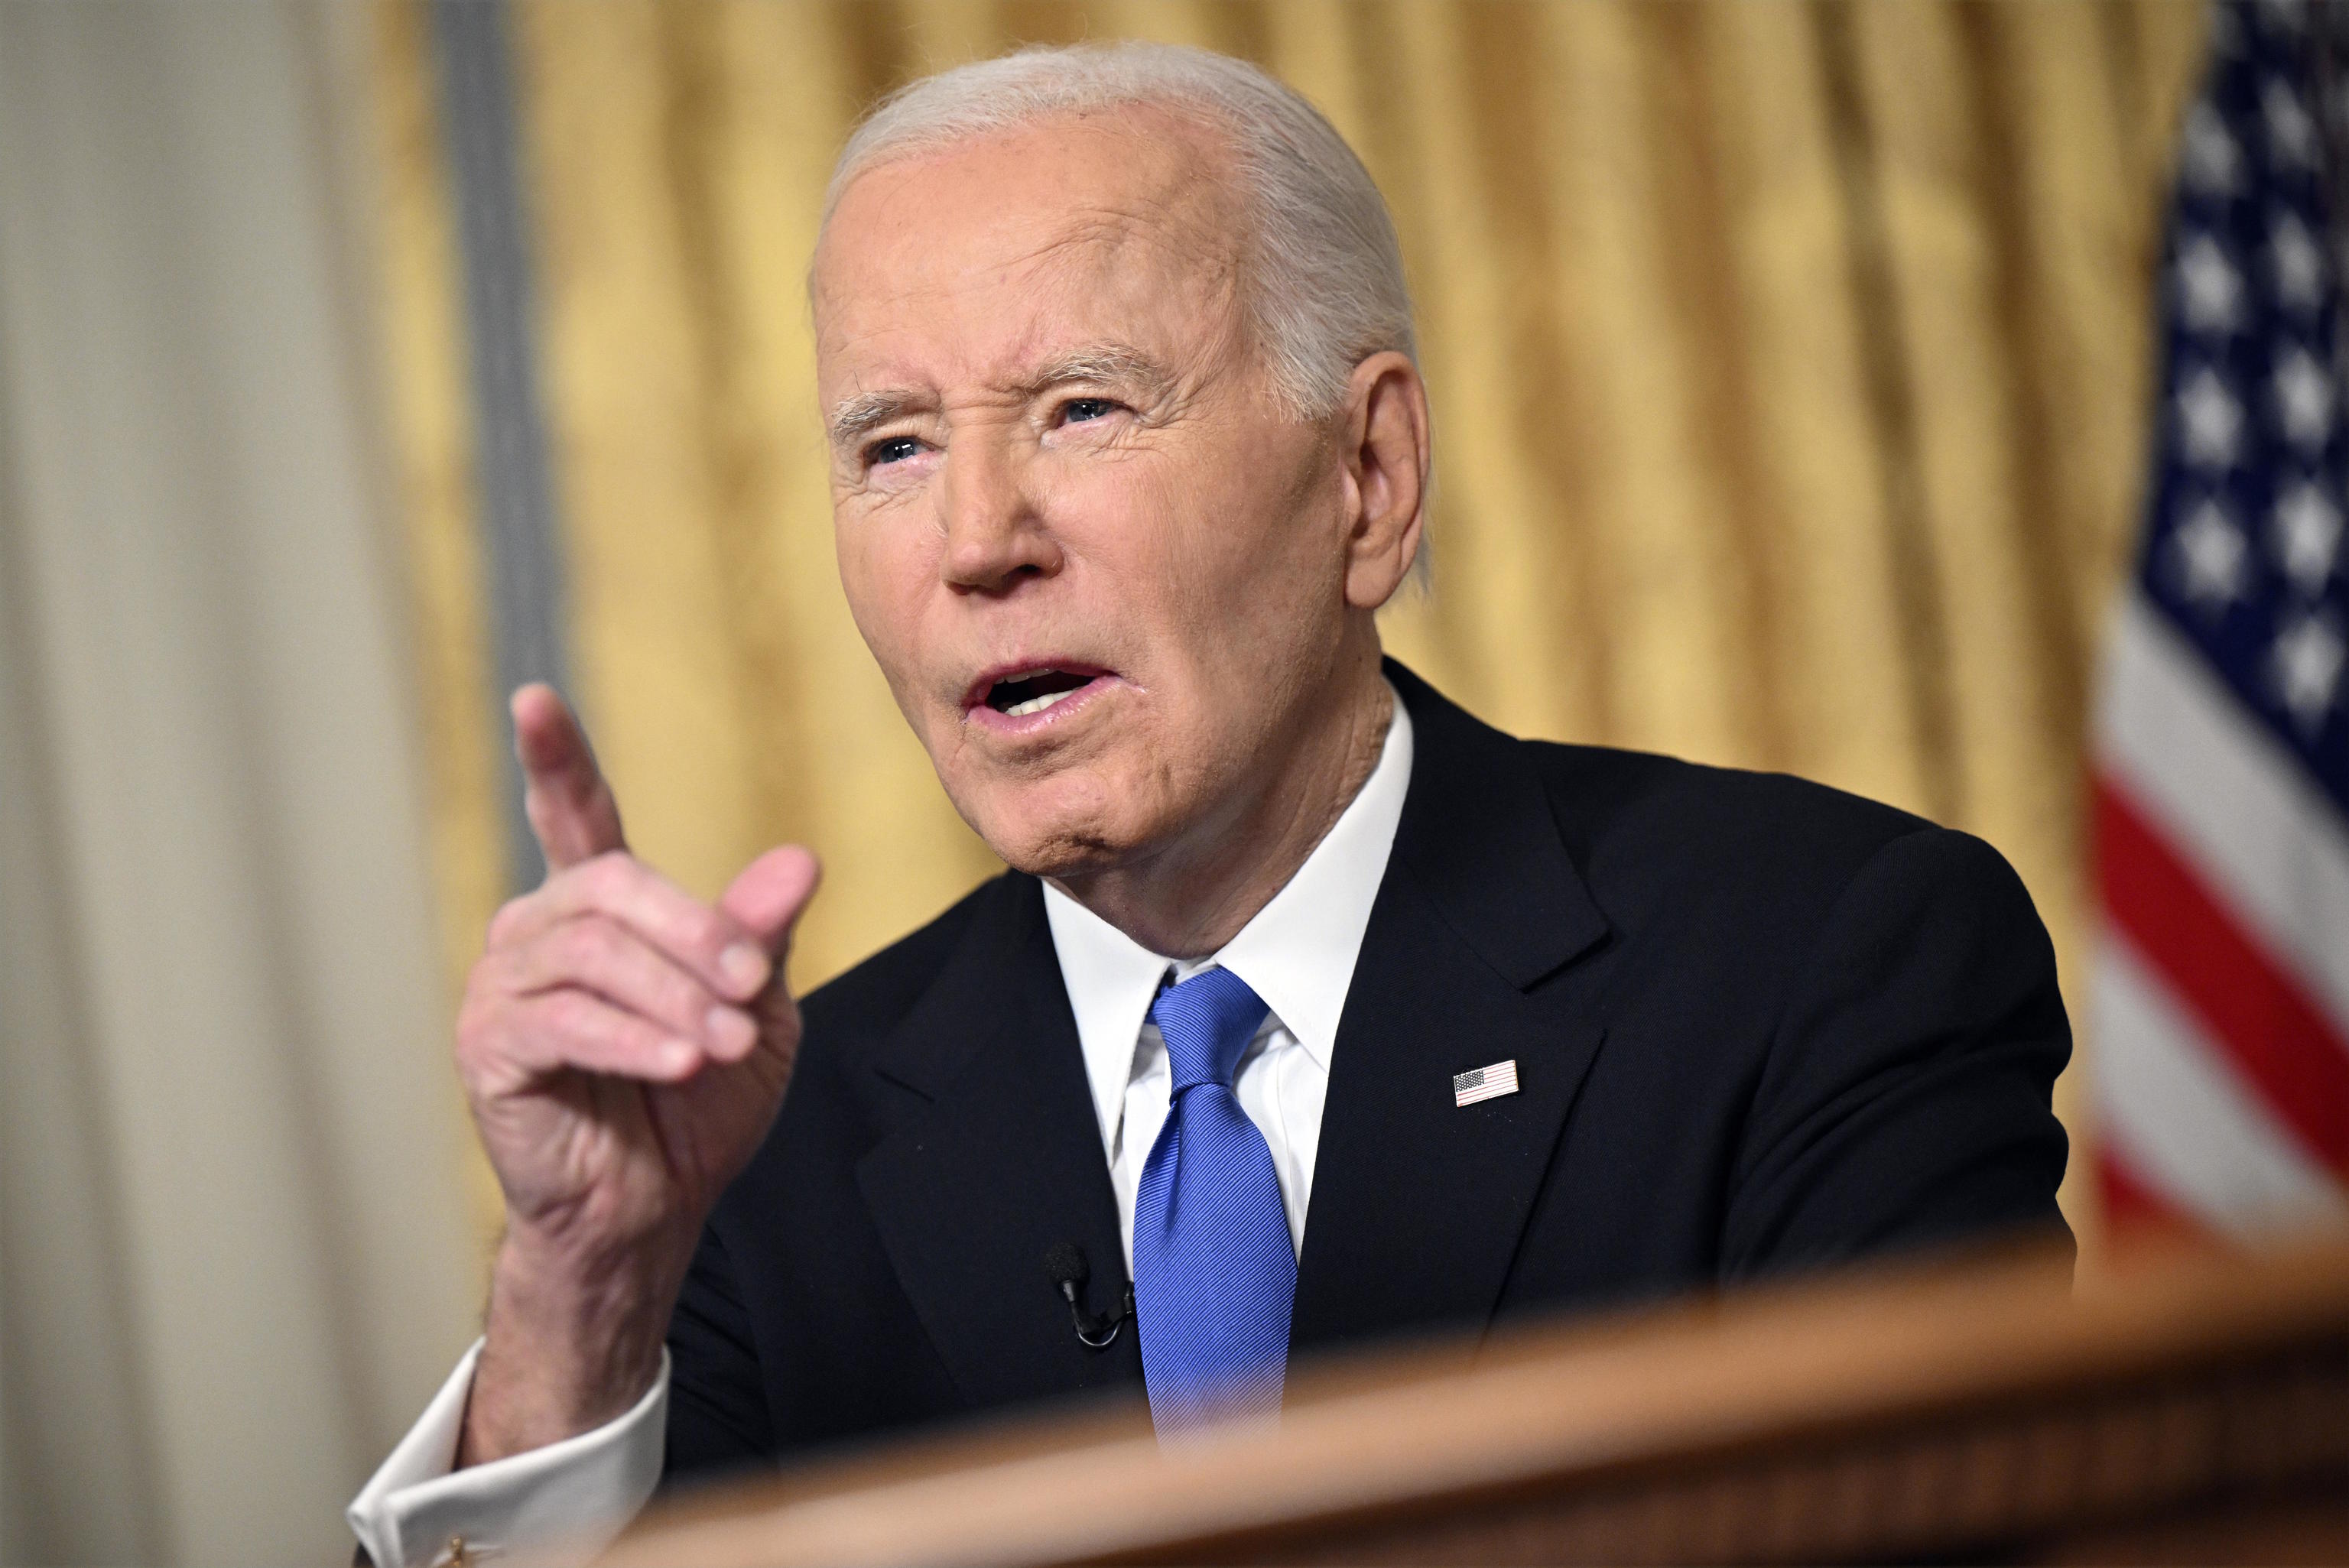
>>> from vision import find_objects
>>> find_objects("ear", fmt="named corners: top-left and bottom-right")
top-left (1337, 352), bottom-right (1431, 611)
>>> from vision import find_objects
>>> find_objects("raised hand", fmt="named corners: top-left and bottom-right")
top-left (455, 685), bottom-right (819, 1465)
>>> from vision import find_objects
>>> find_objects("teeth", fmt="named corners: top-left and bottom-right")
top-left (1002, 685), bottom-right (1081, 719)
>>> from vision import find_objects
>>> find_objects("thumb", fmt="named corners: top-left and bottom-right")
top-left (720, 846), bottom-right (821, 963)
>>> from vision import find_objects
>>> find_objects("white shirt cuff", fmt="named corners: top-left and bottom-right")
top-left (346, 1339), bottom-right (668, 1568)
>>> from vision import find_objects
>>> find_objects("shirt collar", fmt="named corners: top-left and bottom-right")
top-left (1043, 684), bottom-right (1416, 1153)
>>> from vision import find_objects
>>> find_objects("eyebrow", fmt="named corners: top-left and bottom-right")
top-left (1022, 345), bottom-right (1175, 401)
top-left (824, 343), bottom-right (1178, 450)
top-left (827, 391), bottom-right (923, 450)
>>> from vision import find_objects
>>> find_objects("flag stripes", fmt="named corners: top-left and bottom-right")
top-left (2094, 938), bottom-right (2348, 1229)
top-left (2097, 778), bottom-right (2349, 1170)
top-left (2097, 1145), bottom-right (2193, 1232)
top-left (2099, 599), bottom-right (2349, 1027)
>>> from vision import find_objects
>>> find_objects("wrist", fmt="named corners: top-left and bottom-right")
top-left (459, 1226), bottom-right (689, 1466)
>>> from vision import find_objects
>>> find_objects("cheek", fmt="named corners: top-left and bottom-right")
top-left (1161, 449), bottom-right (1338, 635)
top-left (834, 505), bottom-right (940, 675)
top-left (1024, 456), bottom-right (1185, 625)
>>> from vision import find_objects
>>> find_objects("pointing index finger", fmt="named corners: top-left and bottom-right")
top-left (512, 683), bottom-right (626, 873)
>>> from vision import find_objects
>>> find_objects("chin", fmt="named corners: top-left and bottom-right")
top-left (954, 769), bottom-right (1161, 881)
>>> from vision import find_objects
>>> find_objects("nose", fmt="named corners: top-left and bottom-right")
top-left (937, 430), bottom-right (1061, 593)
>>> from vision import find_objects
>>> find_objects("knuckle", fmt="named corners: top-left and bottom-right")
top-left (616, 1013), bottom-right (664, 1055)
top-left (453, 992), bottom-right (513, 1066)
top-left (485, 895), bottom-right (535, 950)
top-left (661, 968), bottom-right (711, 1023)
top-left (457, 961), bottom-right (513, 1031)
top-left (582, 849), bottom-right (636, 899)
top-left (683, 907), bottom-right (733, 960)
top-left (540, 989), bottom-right (599, 1040)
top-left (559, 914), bottom-right (625, 971)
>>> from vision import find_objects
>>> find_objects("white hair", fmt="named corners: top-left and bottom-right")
top-left (822, 41), bottom-right (1418, 422)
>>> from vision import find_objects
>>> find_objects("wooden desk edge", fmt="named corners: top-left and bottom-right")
top-left (597, 1231), bottom-right (2349, 1568)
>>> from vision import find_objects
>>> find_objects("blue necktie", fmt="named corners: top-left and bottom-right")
top-left (1132, 967), bottom-right (1295, 1434)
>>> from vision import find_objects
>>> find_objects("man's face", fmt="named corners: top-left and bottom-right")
top-left (812, 110), bottom-right (1360, 878)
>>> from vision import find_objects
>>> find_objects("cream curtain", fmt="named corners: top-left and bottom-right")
top-left (370, 0), bottom-right (2212, 1247)
top-left (0, 5), bottom-right (479, 1561)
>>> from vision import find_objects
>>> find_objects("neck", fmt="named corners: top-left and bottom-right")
top-left (1051, 642), bottom-right (1394, 959)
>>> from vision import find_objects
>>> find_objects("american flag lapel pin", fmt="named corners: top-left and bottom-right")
top-left (1453, 1060), bottom-right (1519, 1107)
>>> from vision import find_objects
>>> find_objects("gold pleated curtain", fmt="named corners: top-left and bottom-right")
top-left (371, 0), bottom-right (2210, 1247)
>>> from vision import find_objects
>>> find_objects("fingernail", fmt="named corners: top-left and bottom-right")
top-left (661, 1039), bottom-right (700, 1074)
top-left (706, 1006), bottom-right (755, 1056)
top-left (719, 943), bottom-right (769, 995)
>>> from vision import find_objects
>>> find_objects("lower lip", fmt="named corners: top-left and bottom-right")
top-left (963, 674), bottom-right (1120, 737)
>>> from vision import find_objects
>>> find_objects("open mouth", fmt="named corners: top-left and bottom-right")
top-left (983, 668), bottom-right (1097, 719)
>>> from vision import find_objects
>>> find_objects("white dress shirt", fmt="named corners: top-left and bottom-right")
top-left (348, 691), bottom-right (1413, 1568)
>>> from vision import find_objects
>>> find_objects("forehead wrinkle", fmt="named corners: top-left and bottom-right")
top-left (1010, 188), bottom-right (1243, 289)
top-left (820, 209), bottom-right (1204, 427)
top-left (817, 128), bottom-right (1257, 447)
top-left (992, 206), bottom-right (1247, 387)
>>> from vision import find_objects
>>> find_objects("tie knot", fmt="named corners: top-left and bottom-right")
top-left (1149, 967), bottom-right (1269, 1092)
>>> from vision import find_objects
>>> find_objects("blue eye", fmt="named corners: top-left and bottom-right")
top-left (1062, 398), bottom-right (1117, 424)
top-left (868, 436), bottom-right (922, 467)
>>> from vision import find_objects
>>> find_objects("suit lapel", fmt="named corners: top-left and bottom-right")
top-left (1290, 663), bottom-right (1613, 1355)
top-left (856, 876), bottom-right (1145, 1410)
top-left (853, 664), bottom-right (1610, 1388)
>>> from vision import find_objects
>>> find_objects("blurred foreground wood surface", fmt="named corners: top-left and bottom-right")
top-left (600, 1235), bottom-right (2349, 1566)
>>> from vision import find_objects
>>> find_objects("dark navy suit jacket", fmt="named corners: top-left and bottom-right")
top-left (661, 661), bottom-right (2071, 1482)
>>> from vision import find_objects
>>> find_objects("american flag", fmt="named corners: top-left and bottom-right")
top-left (1454, 1060), bottom-right (1519, 1109)
top-left (2094, 1), bottom-right (2349, 1236)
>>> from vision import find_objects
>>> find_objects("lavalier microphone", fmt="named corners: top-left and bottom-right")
top-left (1045, 1241), bottom-right (1133, 1351)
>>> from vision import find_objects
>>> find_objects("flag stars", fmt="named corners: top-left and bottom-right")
top-left (2272, 479), bottom-right (2344, 592)
top-left (2149, 70), bottom-right (2349, 766)
top-left (2271, 346), bottom-right (2334, 451)
top-left (2181, 102), bottom-right (2244, 196)
top-left (2178, 366), bottom-right (2245, 467)
top-left (2209, 2), bottom-right (2247, 57)
top-left (2268, 209), bottom-right (2326, 312)
top-left (2172, 496), bottom-right (2252, 606)
top-left (2270, 611), bottom-right (2345, 733)
top-left (2178, 233), bottom-right (2246, 333)
top-left (2256, 0), bottom-right (2310, 40)
top-left (2264, 78), bottom-right (2320, 167)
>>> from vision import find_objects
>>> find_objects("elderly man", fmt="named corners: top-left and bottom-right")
top-left (349, 40), bottom-right (2069, 1568)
